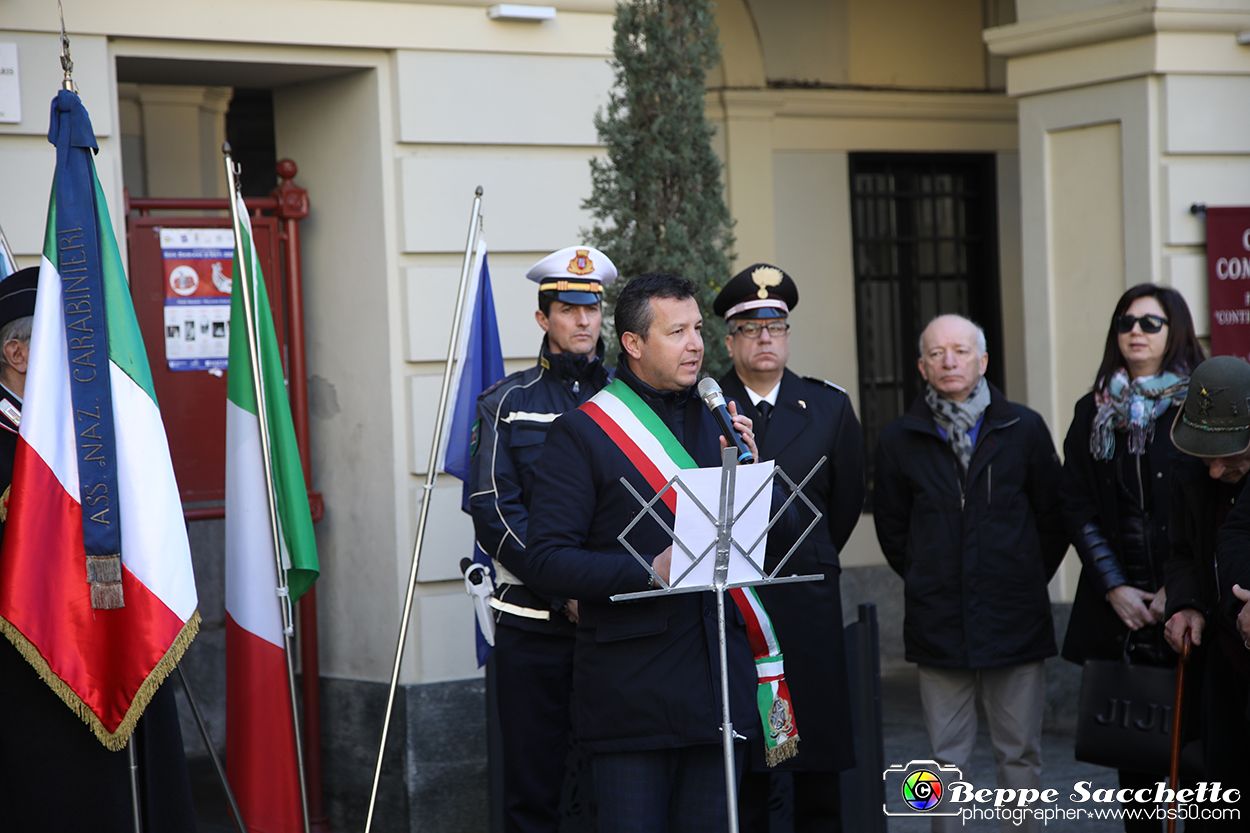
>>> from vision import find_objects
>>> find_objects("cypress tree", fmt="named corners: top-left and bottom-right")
top-left (583, 0), bottom-right (736, 377)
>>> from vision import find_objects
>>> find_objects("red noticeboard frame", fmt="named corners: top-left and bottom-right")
top-left (124, 161), bottom-right (320, 522)
top-left (126, 212), bottom-right (285, 507)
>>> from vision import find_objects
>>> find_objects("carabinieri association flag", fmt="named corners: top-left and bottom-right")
top-left (225, 190), bottom-right (319, 833)
top-left (0, 89), bottom-right (199, 750)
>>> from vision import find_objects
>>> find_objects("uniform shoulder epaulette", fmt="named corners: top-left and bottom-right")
top-left (803, 375), bottom-right (846, 394)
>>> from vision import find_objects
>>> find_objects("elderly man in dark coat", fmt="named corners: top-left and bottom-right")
top-left (713, 264), bottom-right (864, 833)
top-left (873, 314), bottom-right (1065, 833)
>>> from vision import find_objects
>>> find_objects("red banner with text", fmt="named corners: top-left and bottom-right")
top-left (1207, 207), bottom-right (1250, 361)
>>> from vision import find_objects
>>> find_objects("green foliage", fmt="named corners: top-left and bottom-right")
top-left (583, 0), bottom-right (736, 378)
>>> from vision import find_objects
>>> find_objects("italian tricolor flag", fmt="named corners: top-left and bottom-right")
top-left (225, 193), bottom-right (319, 833)
top-left (0, 90), bottom-right (199, 750)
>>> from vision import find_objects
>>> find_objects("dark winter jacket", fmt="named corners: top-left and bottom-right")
top-left (1060, 393), bottom-right (1180, 664)
top-left (1165, 456), bottom-right (1240, 628)
top-left (467, 337), bottom-right (611, 633)
top-left (524, 359), bottom-right (799, 752)
top-left (873, 383), bottom-right (1066, 669)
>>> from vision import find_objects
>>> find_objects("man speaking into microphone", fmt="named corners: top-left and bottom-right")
top-left (525, 273), bottom-right (800, 833)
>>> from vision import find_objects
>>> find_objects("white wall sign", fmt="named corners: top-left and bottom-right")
top-left (0, 44), bottom-right (20, 124)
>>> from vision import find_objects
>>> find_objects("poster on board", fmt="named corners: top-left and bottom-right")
top-left (160, 227), bottom-right (233, 371)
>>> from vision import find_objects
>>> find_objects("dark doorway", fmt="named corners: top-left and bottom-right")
top-left (225, 89), bottom-right (277, 197)
top-left (849, 153), bottom-right (1002, 503)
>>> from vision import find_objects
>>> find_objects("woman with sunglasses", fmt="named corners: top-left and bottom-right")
top-left (1059, 284), bottom-right (1205, 830)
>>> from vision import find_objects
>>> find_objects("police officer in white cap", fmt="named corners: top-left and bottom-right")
top-left (467, 246), bottom-right (616, 832)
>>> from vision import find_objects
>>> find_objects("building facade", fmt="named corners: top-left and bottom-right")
top-left (2, 1), bottom-right (1249, 829)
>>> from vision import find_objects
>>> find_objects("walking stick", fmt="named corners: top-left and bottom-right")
top-left (1166, 634), bottom-right (1191, 833)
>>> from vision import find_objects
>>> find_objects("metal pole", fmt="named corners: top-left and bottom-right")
top-left (363, 186), bottom-right (484, 833)
top-left (128, 741), bottom-right (143, 833)
top-left (224, 144), bottom-right (312, 833)
top-left (177, 666), bottom-right (248, 833)
top-left (0, 224), bottom-right (17, 276)
top-left (715, 447), bottom-right (739, 833)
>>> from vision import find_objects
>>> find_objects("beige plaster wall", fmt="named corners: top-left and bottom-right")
top-left (847, 0), bottom-right (988, 88)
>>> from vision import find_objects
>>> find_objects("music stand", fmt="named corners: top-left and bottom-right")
top-left (610, 447), bottom-right (827, 833)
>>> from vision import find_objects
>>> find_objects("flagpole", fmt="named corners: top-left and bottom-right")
top-left (363, 186), bottom-right (483, 833)
top-left (224, 144), bottom-right (313, 833)
top-left (0, 224), bottom-right (17, 277)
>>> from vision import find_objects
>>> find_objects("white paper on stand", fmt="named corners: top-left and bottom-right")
top-left (670, 461), bottom-right (775, 589)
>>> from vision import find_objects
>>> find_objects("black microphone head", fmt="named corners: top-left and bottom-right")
top-left (696, 377), bottom-right (726, 409)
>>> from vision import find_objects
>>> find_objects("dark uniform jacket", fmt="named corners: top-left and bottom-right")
top-left (1060, 394), bottom-right (1179, 664)
top-left (719, 368), bottom-right (863, 772)
top-left (0, 381), bottom-right (20, 538)
top-left (468, 337), bottom-right (611, 633)
top-left (1215, 474), bottom-right (1250, 633)
top-left (524, 359), bottom-right (798, 752)
top-left (874, 383), bottom-right (1066, 669)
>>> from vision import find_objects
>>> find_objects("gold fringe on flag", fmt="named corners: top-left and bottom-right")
top-left (0, 608), bottom-right (200, 751)
top-left (765, 735), bottom-right (799, 767)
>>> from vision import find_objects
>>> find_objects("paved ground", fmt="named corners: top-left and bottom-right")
top-left (879, 668), bottom-right (1129, 832)
top-left (189, 666), bottom-right (1153, 832)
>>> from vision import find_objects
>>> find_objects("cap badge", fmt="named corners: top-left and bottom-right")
top-left (567, 249), bottom-right (595, 276)
top-left (751, 266), bottom-right (783, 299)
top-left (1197, 384), bottom-right (1227, 418)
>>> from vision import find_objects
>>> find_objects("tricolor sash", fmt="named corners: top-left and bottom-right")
top-left (581, 379), bottom-right (799, 765)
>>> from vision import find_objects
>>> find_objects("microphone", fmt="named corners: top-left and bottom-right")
top-left (697, 378), bottom-right (755, 464)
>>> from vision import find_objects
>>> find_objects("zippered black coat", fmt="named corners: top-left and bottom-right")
top-left (524, 360), bottom-right (800, 752)
top-left (873, 384), bottom-right (1066, 669)
top-left (1060, 393), bottom-right (1180, 664)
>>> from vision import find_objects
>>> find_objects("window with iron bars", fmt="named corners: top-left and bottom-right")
top-left (849, 153), bottom-right (1004, 508)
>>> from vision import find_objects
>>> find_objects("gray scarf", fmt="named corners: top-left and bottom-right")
top-left (925, 378), bottom-right (991, 471)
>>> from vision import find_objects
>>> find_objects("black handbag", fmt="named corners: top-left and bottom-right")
top-left (1074, 652), bottom-right (1202, 777)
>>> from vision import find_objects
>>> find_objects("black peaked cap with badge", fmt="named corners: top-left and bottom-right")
top-left (713, 263), bottom-right (799, 321)
top-left (1171, 354), bottom-right (1250, 458)
top-left (526, 246), bottom-right (617, 306)
top-left (0, 267), bottom-right (38, 331)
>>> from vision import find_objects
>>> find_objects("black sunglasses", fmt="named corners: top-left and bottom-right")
top-left (1113, 313), bottom-right (1168, 334)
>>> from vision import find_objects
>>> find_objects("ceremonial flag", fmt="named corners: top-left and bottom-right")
top-left (0, 89), bottom-right (199, 750)
top-left (225, 191), bottom-right (319, 833)
top-left (441, 238), bottom-right (504, 666)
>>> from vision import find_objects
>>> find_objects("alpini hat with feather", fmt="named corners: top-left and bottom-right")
top-left (713, 263), bottom-right (798, 321)
top-left (1171, 355), bottom-right (1250, 458)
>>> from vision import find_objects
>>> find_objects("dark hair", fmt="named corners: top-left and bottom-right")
top-left (614, 272), bottom-right (697, 349)
top-left (538, 291), bottom-right (554, 317)
top-left (1093, 283), bottom-right (1206, 390)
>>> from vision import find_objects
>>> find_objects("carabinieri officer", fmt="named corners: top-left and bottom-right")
top-left (715, 264), bottom-right (865, 833)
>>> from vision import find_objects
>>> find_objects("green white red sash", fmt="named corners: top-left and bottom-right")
top-left (580, 379), bottom-right (800, 764)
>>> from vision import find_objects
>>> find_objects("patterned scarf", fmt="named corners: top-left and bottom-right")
top-left (1090, 369), bottom-right (1188, 461)
top-left (925, 378), bottom-right (991, 471)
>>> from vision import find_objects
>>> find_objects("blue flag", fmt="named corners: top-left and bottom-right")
top-left (442, 239), bottom-right (504, 666)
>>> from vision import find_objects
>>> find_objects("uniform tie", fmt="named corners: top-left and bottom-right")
top-left (755, 400), bottom-right (772, 448)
